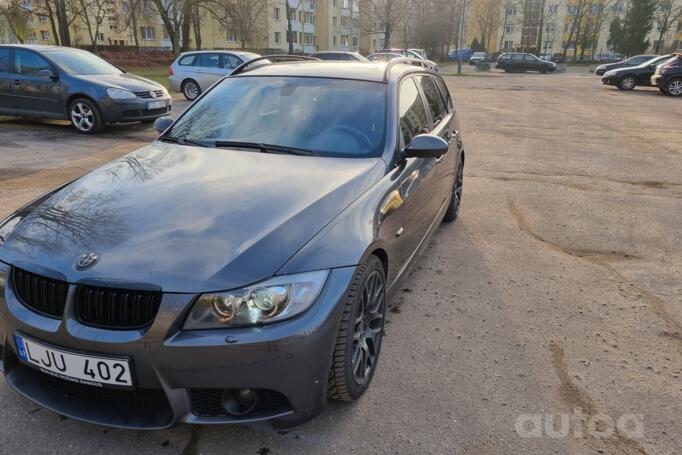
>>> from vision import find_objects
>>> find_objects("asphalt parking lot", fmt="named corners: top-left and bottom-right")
top-left (1, 71), bottom-right (681, 454)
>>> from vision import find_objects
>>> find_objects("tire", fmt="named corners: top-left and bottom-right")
top-left (69, 98), bottom-right (104, 134)
top-left (181, 79), bottom-right (201, 101)
top-left (541, 69), bottom-right (548, 74)
top-left (617, 75), bottom-right (636, 91)
top-left (665, 78), bottom-right (682, 97)
top-left (658, 87), bottom-right (667, 93)
top-left (328, 255), bottom-right (386, 402)
top-left (443, 156), bottom-right (464, 223)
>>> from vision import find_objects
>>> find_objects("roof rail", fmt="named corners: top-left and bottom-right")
top-left (231, 55), bottom-right (320, 76)
top-left (382, 57), bottom-right (433, 81)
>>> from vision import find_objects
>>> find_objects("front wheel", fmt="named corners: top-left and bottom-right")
top-left (69, 98), bottom-right (104, 134)
top-left (665, 78), bottom-right (682, 97)
top-left (328, 255), bottom-right (386, 401)
top-left (443, 158), bottom-right (464, 222)
top-left (182, 79), bottom-right (201, 101)
top-left (618, 75), bottom-right (636, 91)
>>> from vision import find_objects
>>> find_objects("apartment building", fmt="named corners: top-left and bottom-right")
top-left (491, 0), bottom-right (682, 57)
top-left (1, 0), bottom-right (363, 53)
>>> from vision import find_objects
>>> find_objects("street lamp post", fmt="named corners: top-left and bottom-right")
top-left (457, 0), bottom-right (467, 74)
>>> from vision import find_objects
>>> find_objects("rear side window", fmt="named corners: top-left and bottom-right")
top-left (179, 54), bottom-right (196, 66)
top-left (198, 53), bottom-right (220, 68)
top-left (399, 77), bottom-right (429, 147)
top-left (0, 48), bottom-right (9, 72)
top-left (416, 75), bottom-right (447, 125)
top-left (512, 54), bottom-right (524, 61)
top-left (14, 50), bottom-right (51, 76)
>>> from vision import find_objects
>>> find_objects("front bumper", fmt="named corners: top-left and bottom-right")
top-left (0, 264), bottom-right (355, 429)
top-left (98, 96), bottom-right (173, 123)
top-left (601, 75), bottom-right (617, 86)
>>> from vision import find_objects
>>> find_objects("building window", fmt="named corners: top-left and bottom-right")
top-left (333, 16), bottom-right (337, 27)
top-left (341, 34), bottom-right (348, 46)
top-left (505, 24), bottom-right (515, 33)
top-left (287, 30), bottom-right (297, 43)
top-left (333, 35), bottom-right (337, 46)
top-left (504, 40), bottom-right (513, 49)
top-left (304, 12), bottom-right (313, 23)
top-left (352, 35), bottom-right (358, 46)
top-left (38, 14), bottom-right (47, 22)
top-left (678, 22), bottom-right (682, 32)
top-left (304, 32), bottom-right (314, 45)
top-left (227, 31), bottom-right (237, 42)
top-left (41, 30), bottom-right (49, 40)
top-left (273, 7), bottom-right (280, 20)
top-left (548, 4), bottom-right (558, 14)
top-left (342, 0), bottom-right (349, 8)
top-left (97, 32), bottom-right (104, 41)
top-left (332, 0), bottom-right (336, 6)
top-left (274, 31), bottom-right (281, 43)
top-left (506, 6), bottom-right (516, 15)
top-left (140, 26), bottom-right (155, 40)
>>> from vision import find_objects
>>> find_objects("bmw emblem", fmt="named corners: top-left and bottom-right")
top-left (75, 252), bottom-right (100, 271)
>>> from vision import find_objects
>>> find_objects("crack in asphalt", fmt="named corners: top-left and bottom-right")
top-left (507, 199), bottom-right (681, 338)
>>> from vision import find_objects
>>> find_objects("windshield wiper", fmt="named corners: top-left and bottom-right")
top-left (160, 135), bottom-right (214, 148)
top-left (213, 141), bottom-right (314, 156)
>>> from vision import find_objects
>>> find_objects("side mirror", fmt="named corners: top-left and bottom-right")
top-left (37, 69), bottom-right (57, 80)
top-left (153, 116), bottom-right (174, 133)
top-left (403, 134), bottom-right (448, 159)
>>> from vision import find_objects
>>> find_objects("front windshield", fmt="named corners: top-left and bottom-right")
top-left (46, 50), bottom-right (121, 75)
top-left (166, 76), bottom-right (387, 158)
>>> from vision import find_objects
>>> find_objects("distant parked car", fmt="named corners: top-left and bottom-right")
top-left (594, 54), bottom-right (658, 76)
top-left (469, 52), bottom-right (487, 65)
top-left (367, 52), bottom-right (403, 62)
top-left (311, 51), bottom-right (369, 62)
top-left (408, 48), bottom-right (427, 59)
top-left (550, 53), bottom-right (565, 63)
top-left (651, 53), bottom-right (682, 96)
top-left (378, 48), bottom-right (439, 71)
top-left (169, 50), bottom-right (260, 100)
top-left (448, 48), bottom-right (473, 61)
top-left (496, 53), bottom-right (556, 73)
top-left (0, 44), bottom-right (171, 134)
top-left (601, 55), bottom-right (672, 90)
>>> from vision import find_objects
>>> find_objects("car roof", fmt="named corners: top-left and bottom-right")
top-left (180, 50), bottom-right (258, 56)
top-left (0, 44), bottom-right (79, 53)
top-left (236, 61), bottom-right (430, 83)
top-left (312, 51), bottom-right (357, 55)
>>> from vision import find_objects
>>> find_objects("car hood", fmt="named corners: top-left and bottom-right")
top-left (0, 143), bottom-right (385, 293)
top-left (72, 72), bottom-right (164, 92)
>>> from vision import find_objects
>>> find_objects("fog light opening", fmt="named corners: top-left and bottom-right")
top-left (221, 388), bottom-right (258, 416)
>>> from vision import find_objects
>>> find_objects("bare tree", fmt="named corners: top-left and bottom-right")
top-left (498, 0), bottom-right (519, 51)
top-left (152, 0), bottom-right (187, 52)
top-left (0, 1), bottom-right (31, 43)
top-left (120, 0), bottom-right (142, 49)
top-left (472, 0), bottom-right (503, 51)
top-left (652, 0), bottom-right (682, 52)
top-left (364, 0), bottom-right (411, 49)
top-left (75, 0), bottom-right (108, 51)
top-left (563, 0), bottom-right (591, 59)
top-left (209, 0), bottom-right (266, 49)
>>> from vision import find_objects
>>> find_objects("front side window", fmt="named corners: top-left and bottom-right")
top-left (398, 77), bottom-right (429, 147)
top-left (416, 75), bottom-right (446, 125)
top-left (166, 77), bottom-right (387, 158)
top-left (179, 54), bottom-right (196, 66)
top-left (14, 50), bottom-right (51, 76)
top-left (433, 77), bottom-right (453, 111)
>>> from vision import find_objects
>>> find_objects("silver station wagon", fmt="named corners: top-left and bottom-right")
top-left (169, 50), bottom-right (260, 100)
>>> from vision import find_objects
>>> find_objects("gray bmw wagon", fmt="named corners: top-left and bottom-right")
top-left (0, 56), bottom-right (465, 429)
top-left (0, 45), bottom-right (171, 134)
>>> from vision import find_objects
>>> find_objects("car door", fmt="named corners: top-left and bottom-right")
top-left (0, 47), bottom-right (12, 112)
top-left (384, 76), bottom-right (442, 280)
top-left (415, 74), bottom-right (454, 202)
top-left (523, 54), bottom-right (538, 71)
top-left (511, 53), bottom-right (525, 71)
top-left (194, 53), bottom-right (224, 90)
top-left (11, 49), bottom-right (62, 115)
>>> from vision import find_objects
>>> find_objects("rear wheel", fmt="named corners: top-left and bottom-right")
top-left (443, 157), bottom-right (464, 222)
top-left (328, 255), bottom-right (386, 401)
top-left (665, 78), bottom-right (682, 96)
top-left (182, 79), bottom-right (201, 101)
top-left (69, 98), bottom-right (104, 134)
top-left (618, 75), bottom-right (636, 90)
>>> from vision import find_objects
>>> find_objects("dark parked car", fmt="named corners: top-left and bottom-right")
top-left (550, 53), bottom-right (565, 63)
top-left (496, 53), bottom-right (556, 73)
top-left (0, 45), bottom-right (171, 134)
top-left (594, 54), bottom-right (658, 76)
top-left (0, 57), bottom-right (464, 429)
top-left (311, 51), bottom-right (369, 62)
top-left (651, 53), bottom-right (682, 96)
top-left (600, 54), bottom-right (672, 90)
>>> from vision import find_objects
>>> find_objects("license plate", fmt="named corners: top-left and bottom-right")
top-left (147, 100), bottom-right (166, 110)
top-left (14, 334), bottom-right (134, 389)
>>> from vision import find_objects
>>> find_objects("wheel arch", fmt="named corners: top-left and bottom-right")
top-left (65, 94), bottom-right (99, 117)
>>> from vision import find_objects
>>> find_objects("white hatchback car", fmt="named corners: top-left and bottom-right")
top-left (169, 50), bottom-right (260, 100)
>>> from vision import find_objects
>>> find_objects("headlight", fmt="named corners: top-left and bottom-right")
top-left (184, 270), bottom-right (329, 329)
top-left (107, 88), bottom-right (136, 100)
top-left (0, 215), bottom-right (21, 247)
top-left (0, 261), bottom-right (9, 297)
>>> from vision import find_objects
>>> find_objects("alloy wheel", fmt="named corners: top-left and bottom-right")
top-left (667, 80), bottom-right (682, 96)
top-left (351, 270), bottom-right (385, 386)
top-left (620, 76), bottom-right (635, 90)
top-left (184, 81), bottom-right (199, 100)
top-left (71, 102), bottom-right (95, 132)
top-left (452, 161), bottom-right (464, 219)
